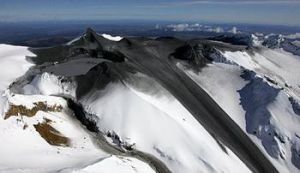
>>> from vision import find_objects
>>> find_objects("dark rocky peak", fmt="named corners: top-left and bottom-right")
top-left (170, 43), bottom-right (212, 67)
top-left (262, 34), bottom-right (283, 48)
top-left (85, 27), bottom-right (97, 43)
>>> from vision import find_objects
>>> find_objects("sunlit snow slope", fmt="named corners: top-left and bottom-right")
top-left (0, 29), bottom-right (300, 173)
top-left (178, 46), bottom-right (300, 173)
top-left (0, 44), bottom-right (155, 173)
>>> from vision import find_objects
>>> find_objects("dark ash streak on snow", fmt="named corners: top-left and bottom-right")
top-left (26, 28), bottom-right (280, 173)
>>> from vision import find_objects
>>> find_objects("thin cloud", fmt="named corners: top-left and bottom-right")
top-left (167, 0), bottom-right (300, 6)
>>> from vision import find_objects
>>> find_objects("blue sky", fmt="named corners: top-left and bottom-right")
top-left (1, 0), bottom-right (300, 26)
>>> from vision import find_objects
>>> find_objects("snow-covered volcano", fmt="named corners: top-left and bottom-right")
top-left (0, 28), bottom-right (300, 173)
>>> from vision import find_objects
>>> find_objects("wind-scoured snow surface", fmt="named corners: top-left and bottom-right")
top-left (179, 47), bottom-right (300, 172)
top-left (0, 30), bottom-right (300, 173)
top-left (0, 44), bottom-right (34, 114)
top-left (80, 76), bottom-right (250, 173)
top-left (0, 44), bottom-right (35, 91)
top-left (0, 44), bottom-right (155, 173)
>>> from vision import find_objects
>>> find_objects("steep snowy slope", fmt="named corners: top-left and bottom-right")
top-left (0, 44), bottom-right (156, 173)
top-left (222, 48), bottom-right (300, 99)
top-left (29, 72), bottom-right (250, 173)
top-left (178, 47), bottom-right (300, 172)
top-left (0, 30), bottom-right (299, 173)
top-left (0, 94), bottom-right (105, 173)
top-left (25, 30), bottom-right (277, 173)
top-left (0, 44), bottom-right (34, 91)
top-left (0, 44), bottom-right (35, 115)
top-left (80, 77), bottom-right (251, 173)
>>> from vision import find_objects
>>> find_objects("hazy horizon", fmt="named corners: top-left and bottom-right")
top-left (1, 0), bottom-right (300, 26)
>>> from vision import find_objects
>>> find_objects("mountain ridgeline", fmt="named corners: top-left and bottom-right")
top-left (26, 28), bottom-right (279, 173)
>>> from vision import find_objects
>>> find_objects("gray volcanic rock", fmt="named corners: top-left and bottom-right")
top-left (26, 28), bottom-right (279, 173)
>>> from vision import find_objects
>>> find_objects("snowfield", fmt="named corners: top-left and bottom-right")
top-left (222, 48), bottom-right (300, 99)
top-left (0, 45), bottom-right (155, 173)
top-left (24, 72), bottom-right (77, 97)
top-left (0, 87), bottom-right (156, 173)
top-left (101, 33), bottom-right (123, 41)
top-left (177, 63), bottom-right (248, 128)
top-left (80, 75), bottom-right (251, 173)
top-left (0, 44), bottom-right (35, 91)
top-left (0, 34), bottom-right (300, 173)
top-left (25, 70), bottom-right (251, 173)
top-left (0, 44), bottom-right (35, 116)
top-left (68, 155), bottom-right (156, 173)
top-left (0, 94), bottom-right (105, 173)
top-left (178, 47), bottom-right (300, 173)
